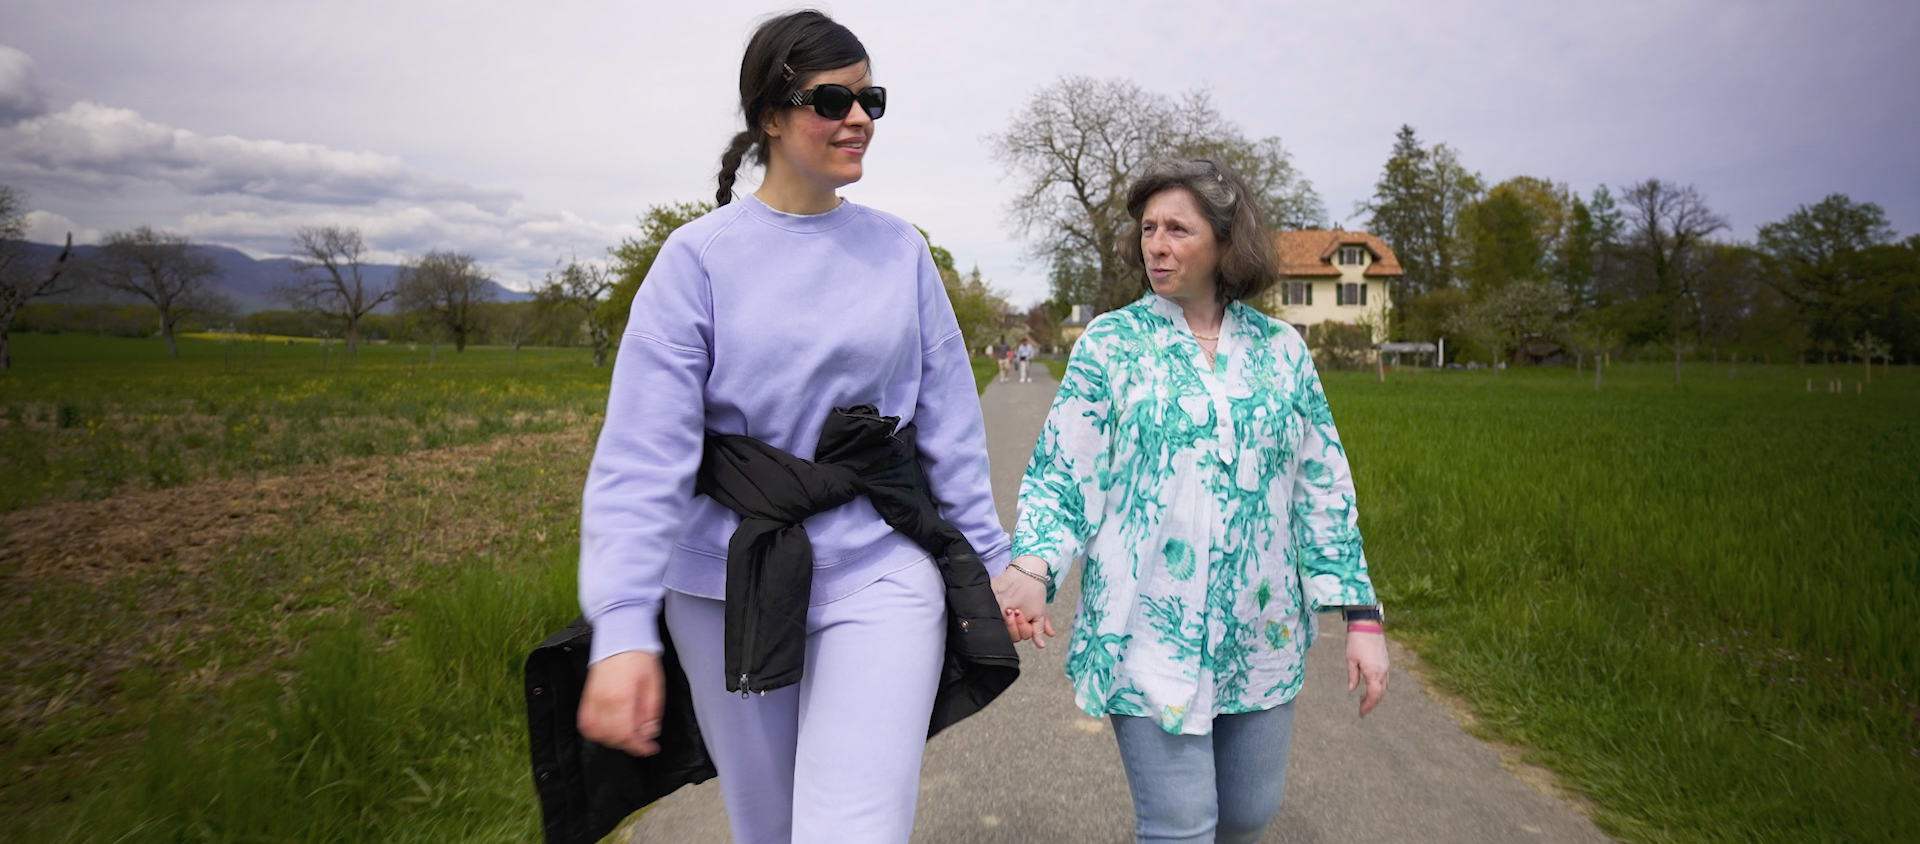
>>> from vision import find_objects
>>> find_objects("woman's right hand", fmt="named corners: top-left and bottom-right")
top-left (577, 649), bottom-right (664, 756)
top-left (991, 556), bottom-right (1056, 648)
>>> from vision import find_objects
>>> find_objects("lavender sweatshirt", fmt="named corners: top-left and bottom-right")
top-left (579, 194), bottom-right (1010, 665)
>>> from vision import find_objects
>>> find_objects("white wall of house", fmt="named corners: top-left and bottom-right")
top-left (1261, 259), bottom-right (1391, 336)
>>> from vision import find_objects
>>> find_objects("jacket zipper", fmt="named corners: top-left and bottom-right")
top-left (736, 558), bottom-right (760, 698)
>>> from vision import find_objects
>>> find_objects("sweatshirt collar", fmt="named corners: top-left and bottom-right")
top-left (741, 192), bottom-right (860, 233)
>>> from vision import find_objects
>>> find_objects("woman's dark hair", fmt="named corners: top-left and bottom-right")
top-left (716, 10), bottom-right (869, 206)
top-left (1120, 158), bottom-right (1278, 303)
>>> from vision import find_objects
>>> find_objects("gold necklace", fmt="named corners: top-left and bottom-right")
top-left (1192, 331), bottom-right (1219, 341)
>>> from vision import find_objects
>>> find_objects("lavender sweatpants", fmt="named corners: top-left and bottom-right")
top-left (663, 560), bottom-right (947, 844)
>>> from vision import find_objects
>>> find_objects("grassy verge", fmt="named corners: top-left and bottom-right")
top-left (51, 557), bottom-right (578, 844)
top-left (971, 356), bottom-right (998, 393)
top-left (1, 334), bottom-right (605, 842)
top-left (1333, 362), bottom-right (1916, 843)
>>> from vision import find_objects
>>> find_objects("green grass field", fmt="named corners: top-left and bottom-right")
top-left (1329, 361), bottom-right (1916, 844)
top-left (2, 335), bottom-right (1914, 843)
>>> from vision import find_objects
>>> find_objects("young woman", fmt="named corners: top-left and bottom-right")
top-left (992, 158), bottom-right (1390, 844)
top-left (574, 11), bottom-right (1012, 844)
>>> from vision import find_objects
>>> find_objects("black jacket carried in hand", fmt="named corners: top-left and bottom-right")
top-left (524, 405), bottom-right (1019, 844)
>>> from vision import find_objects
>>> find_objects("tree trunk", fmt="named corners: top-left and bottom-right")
top-left (345, 319), bottom-right (361, 355)
top-left (163, 314), bottom-right (180, 358)
top-left (0, 299), bottom-right (16, 370)
top-left (1594, 359), bottom-right (1602, 392)
top-left (1672, 345), bottom-right (1681, 383)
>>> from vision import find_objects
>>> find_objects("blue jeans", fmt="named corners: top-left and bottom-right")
top-left (1109, 702), bottom-right (1296, 844)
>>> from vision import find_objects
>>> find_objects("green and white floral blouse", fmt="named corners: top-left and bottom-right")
top-left (1013, 293), bottom-right (1377, 735)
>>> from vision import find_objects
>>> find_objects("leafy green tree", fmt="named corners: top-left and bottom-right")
top-left (607, 201), bottom-right (713, 331)
top-left (1457, 176), bottom-right (1571, 295)
top-left (948, 266), bottom-right (1009, 354)
top-left (915, 226), bottom-right (1009, 354)
top-left (1358, 126), bottom-right (1484, 324)
top-left (1397, 286), bottom-right (1471, 347)
top-left (993, 76), bottom-right (1323, 315)
top-left (1756, 194), bottom-right (1902, 357)
top-left (1555, 193), bottom-right (1597, 311)
top-left (1045, 253), bottom-right (1101, 317)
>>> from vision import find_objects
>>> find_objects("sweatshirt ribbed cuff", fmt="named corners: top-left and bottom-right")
top-left (586, 603), bottom-right (662, 665)
top-left (979, 546), bottom-right (1011, 578)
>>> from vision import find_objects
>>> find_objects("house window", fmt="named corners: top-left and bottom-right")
top-left (1280, 281), bottom-right (1313, 306)
top-left (1337, 282), bottom-right (1369, 306)
top-left (1337, 246), bottom-right (1369, 266)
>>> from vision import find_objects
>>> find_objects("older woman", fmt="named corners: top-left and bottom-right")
top-left (990, 158), bottom-right (1389, 844)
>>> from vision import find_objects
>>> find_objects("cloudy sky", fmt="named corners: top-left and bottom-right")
top-left (4, 0), bottom-right (1916, 305)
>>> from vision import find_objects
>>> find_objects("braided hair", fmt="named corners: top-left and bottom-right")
top-left (716, 10), bottom-right (869, 206)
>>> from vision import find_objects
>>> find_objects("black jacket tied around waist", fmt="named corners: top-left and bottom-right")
top-left (523, 405), bottom-right (1020, 844)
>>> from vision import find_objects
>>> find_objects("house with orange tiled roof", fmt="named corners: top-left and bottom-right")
top-left (1261, 229), bottom-right (1401, 341)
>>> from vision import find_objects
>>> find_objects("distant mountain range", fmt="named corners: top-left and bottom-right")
top-left (7, 240), bottom-right (530, 314)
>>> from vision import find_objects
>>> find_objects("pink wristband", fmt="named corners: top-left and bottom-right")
top-left (1346, 622), bottom-right (1384, 634)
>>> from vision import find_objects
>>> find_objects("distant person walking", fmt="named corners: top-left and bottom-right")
top-left (573, 11), bottom-right (1016, 844)
top-left (992, 158), bottom-right (1390, 844)
top-left (1015, 337), bottom-right (1036, 382)
top-left (1000, 342), bottom-right (1014, 382)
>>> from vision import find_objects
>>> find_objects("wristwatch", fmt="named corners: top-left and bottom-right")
top-left (1341, 605), bottom-right (1384, 624)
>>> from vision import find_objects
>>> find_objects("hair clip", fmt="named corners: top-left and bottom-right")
top-left (781, 63), bottom-right (795, 81)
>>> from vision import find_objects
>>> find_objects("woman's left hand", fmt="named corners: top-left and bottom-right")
top-left (990, 558), bottom-right (1055, 648)
top-left (1345, 629), bottom-right (1390, 717)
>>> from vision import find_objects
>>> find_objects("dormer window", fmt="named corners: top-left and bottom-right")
top-left (1336, 246), bottom-right (1369, 266)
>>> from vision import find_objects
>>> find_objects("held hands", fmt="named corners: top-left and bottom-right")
top-left (991, 556), bottom-right (1055, 648)
top-left (577, 650), bottom-right (664, 756)
top-left (1345, 628), bottom-right (1390, 717)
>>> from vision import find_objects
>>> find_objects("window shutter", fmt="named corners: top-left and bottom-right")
top-left (1360, 283), bottom-right (1368, 305)
top-left (1306, 283), bottom-right (1313, 306)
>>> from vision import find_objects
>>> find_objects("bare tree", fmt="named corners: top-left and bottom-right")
top-left (992, 76), bottom-right (1323, 314)
top-left (0, 185), bottom-right (75, 369)
top-left (396, 250), bottom-right (494, 352)
top-left (92, 226), bottom-right (227, 358)
top-left (1617, 179), bottom-right (1729, 381)
top-left (278, 225), bottom-right (394, 354)
top-left (536, 258), bottom-right (618, 366)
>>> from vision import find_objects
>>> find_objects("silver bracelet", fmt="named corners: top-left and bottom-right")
top-left (1007, 562), bottom-right (1050, 587)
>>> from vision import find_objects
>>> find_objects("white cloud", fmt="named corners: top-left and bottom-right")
top-left (21, 210), bottom-right (97, 245)
top-left (0, 101), bottom-right (519, 209)
top-left (0, 50), bottom-right (629, 289)
top-left (0, 46), bottom-right (47, 125)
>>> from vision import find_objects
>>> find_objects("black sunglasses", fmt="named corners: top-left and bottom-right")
top-left (785, 84), bottom-right (887, 120)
